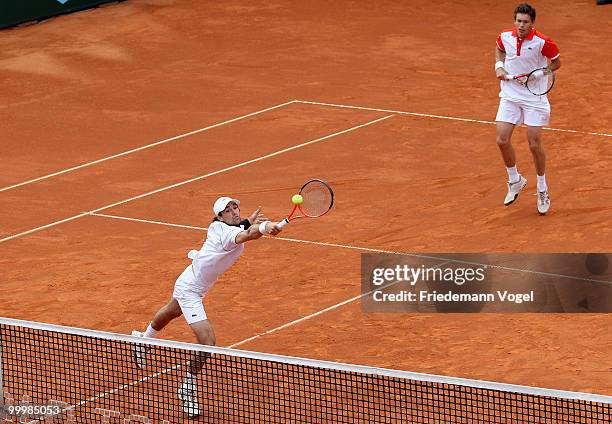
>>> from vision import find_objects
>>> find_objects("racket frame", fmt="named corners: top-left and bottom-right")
top-left (504, 67), bottom-right (555, 96)
top-left (277, 179), bottom-right (334, 228)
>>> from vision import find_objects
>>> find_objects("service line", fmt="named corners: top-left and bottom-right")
top-left (0, 114), bottom-right (394, 244)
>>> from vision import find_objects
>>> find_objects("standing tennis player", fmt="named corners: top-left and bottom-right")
top-left (495, 3), bottom-right (561, 214)
top-left (132, 196), bottom-right (282, 417)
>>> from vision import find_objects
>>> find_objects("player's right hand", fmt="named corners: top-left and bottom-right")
top-left (267, 222), bottom-right (282, 236)
top-left (496, 68), bottom-right (508, 80)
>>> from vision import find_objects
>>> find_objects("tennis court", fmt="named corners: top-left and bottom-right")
top-left (1, 1), bottom-right (611, 422)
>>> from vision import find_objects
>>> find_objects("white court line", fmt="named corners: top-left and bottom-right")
top-left (0, 100), bottom-right (298, 193)
top-left (228, 261), bottom-right (455, 348)
top-left (296, 100), bottom-right (612, 138)
top-left (0, 114), bottom-right (394, 244)
top-left (0, 212), bottom-right (93, 243)
top-left (90, 212), bottom-right (408, 256)
top-left (91, 212), bottom-right (612, 286)
top-left (91, 213), bottom-right (207, 232)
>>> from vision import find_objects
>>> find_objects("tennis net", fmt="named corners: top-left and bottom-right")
top-left (0, 317), bottom-right (610, 423)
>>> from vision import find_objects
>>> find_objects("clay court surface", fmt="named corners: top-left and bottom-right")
top-left (1, 0), bottom-right (610, 397)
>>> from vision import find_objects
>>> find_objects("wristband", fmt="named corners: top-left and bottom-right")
top-left (495, 61), bottom-right (504, 70)
top-left (258, 221), bottom-right (270, 234)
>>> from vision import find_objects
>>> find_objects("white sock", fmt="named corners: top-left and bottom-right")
top-left (506, 166), bottom-right (520, 183)
top-left (537, 175), bottom-right (547, 192)
top-left (143, 324), bottom-right (158, 338)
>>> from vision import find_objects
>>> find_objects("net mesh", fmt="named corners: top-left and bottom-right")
top-left (1, 318), bottom-right (610, 423)
top-left (299, 180), bottom-right (333, 217)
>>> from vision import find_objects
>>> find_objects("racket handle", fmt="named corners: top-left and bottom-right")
top-left (504, 74), bottom-right (515, 80)
top-left (277, 218), bottom-right (289, 229)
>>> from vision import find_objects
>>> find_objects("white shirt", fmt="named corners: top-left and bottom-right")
top-left (186, 220), bottom-right (245, 296)
top-left (497, 28), bottom-right (560, 103)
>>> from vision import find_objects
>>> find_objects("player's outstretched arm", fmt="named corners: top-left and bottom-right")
top-left (235, 218), bottom-right (282, 244)
top-left (265, 222), bottom-right (282, 236)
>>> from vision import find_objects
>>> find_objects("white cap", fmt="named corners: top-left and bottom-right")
top-left (213, 196), bottom-right (240, 215)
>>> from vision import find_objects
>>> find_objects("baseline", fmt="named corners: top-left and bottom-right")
top-left (0, 100), bottom-right (297, 193)
top-left (296, 100), bottom-right (612, 138)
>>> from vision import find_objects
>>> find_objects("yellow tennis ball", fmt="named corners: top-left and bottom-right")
top-left (292, 194), bottom-right (303, 204)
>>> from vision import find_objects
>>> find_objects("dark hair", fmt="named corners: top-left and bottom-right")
top-left (514, 3), bottom-right (536, 22)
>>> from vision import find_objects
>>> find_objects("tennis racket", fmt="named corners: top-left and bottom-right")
top-left (504, 67), bottom-right (555, 96)
top-left (277, 179), bottom-right (334, 229)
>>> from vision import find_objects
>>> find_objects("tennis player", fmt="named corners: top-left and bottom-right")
top-left (132, 196), bottom-right (282, 417)
top-left (494, 3), bottom-right (561, 214)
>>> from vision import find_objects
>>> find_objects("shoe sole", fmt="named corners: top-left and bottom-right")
top-left (504, 193), bottom-right (520, 206)
top-left (183, 408), bottom-right (201, 418)
top-left (504, 179), bottom-right (527, 206)
top-left (537, 193), bottom-right (550, 215)
top-left (538, 206), bottom-right (550, 215)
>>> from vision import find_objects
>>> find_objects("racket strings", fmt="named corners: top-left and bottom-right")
top-left (526, 69), bottom-right (554, 95)
top-left (299, 181), bottom-right (333, 217)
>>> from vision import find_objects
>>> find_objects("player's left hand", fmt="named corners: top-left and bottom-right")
top-left (248, 207), bottom-right (269, 225)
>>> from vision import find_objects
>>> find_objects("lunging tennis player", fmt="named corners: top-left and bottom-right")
top-left (494, 3), bottom-right (561, 214)
top-left (132, 196), bottom-right (282, 417)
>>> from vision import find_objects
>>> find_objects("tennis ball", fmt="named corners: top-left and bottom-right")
top-left (291, 194), bottom-right (303, 205)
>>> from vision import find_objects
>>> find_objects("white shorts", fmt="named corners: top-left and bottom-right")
top-left (173, 266), bottom-right (208, 325)
top-left (495, 98), bottom-right (550, 127)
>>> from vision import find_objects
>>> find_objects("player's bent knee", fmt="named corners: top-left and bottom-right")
top-left (171, 305), bottom-right (183, 318)
top-left (190, 320), bottom-right (216, 346)
top-left (168, 299), bottom-right (182, 316)
top-left (496, 136), bottom-right (511, 147)
top-left (528, 140), bottom-right (543, 152)
top-left (161, 306), bottom-right (180, 320)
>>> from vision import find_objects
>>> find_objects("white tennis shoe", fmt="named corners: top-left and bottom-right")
top-left (131, 330), bottom-right (148, 369)
top-left (504, 175), bottom-right (527, 206)
top-left (537, 190), bottom-right (551, 215)
top-left (178, 384), bottom-right (201, 417)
